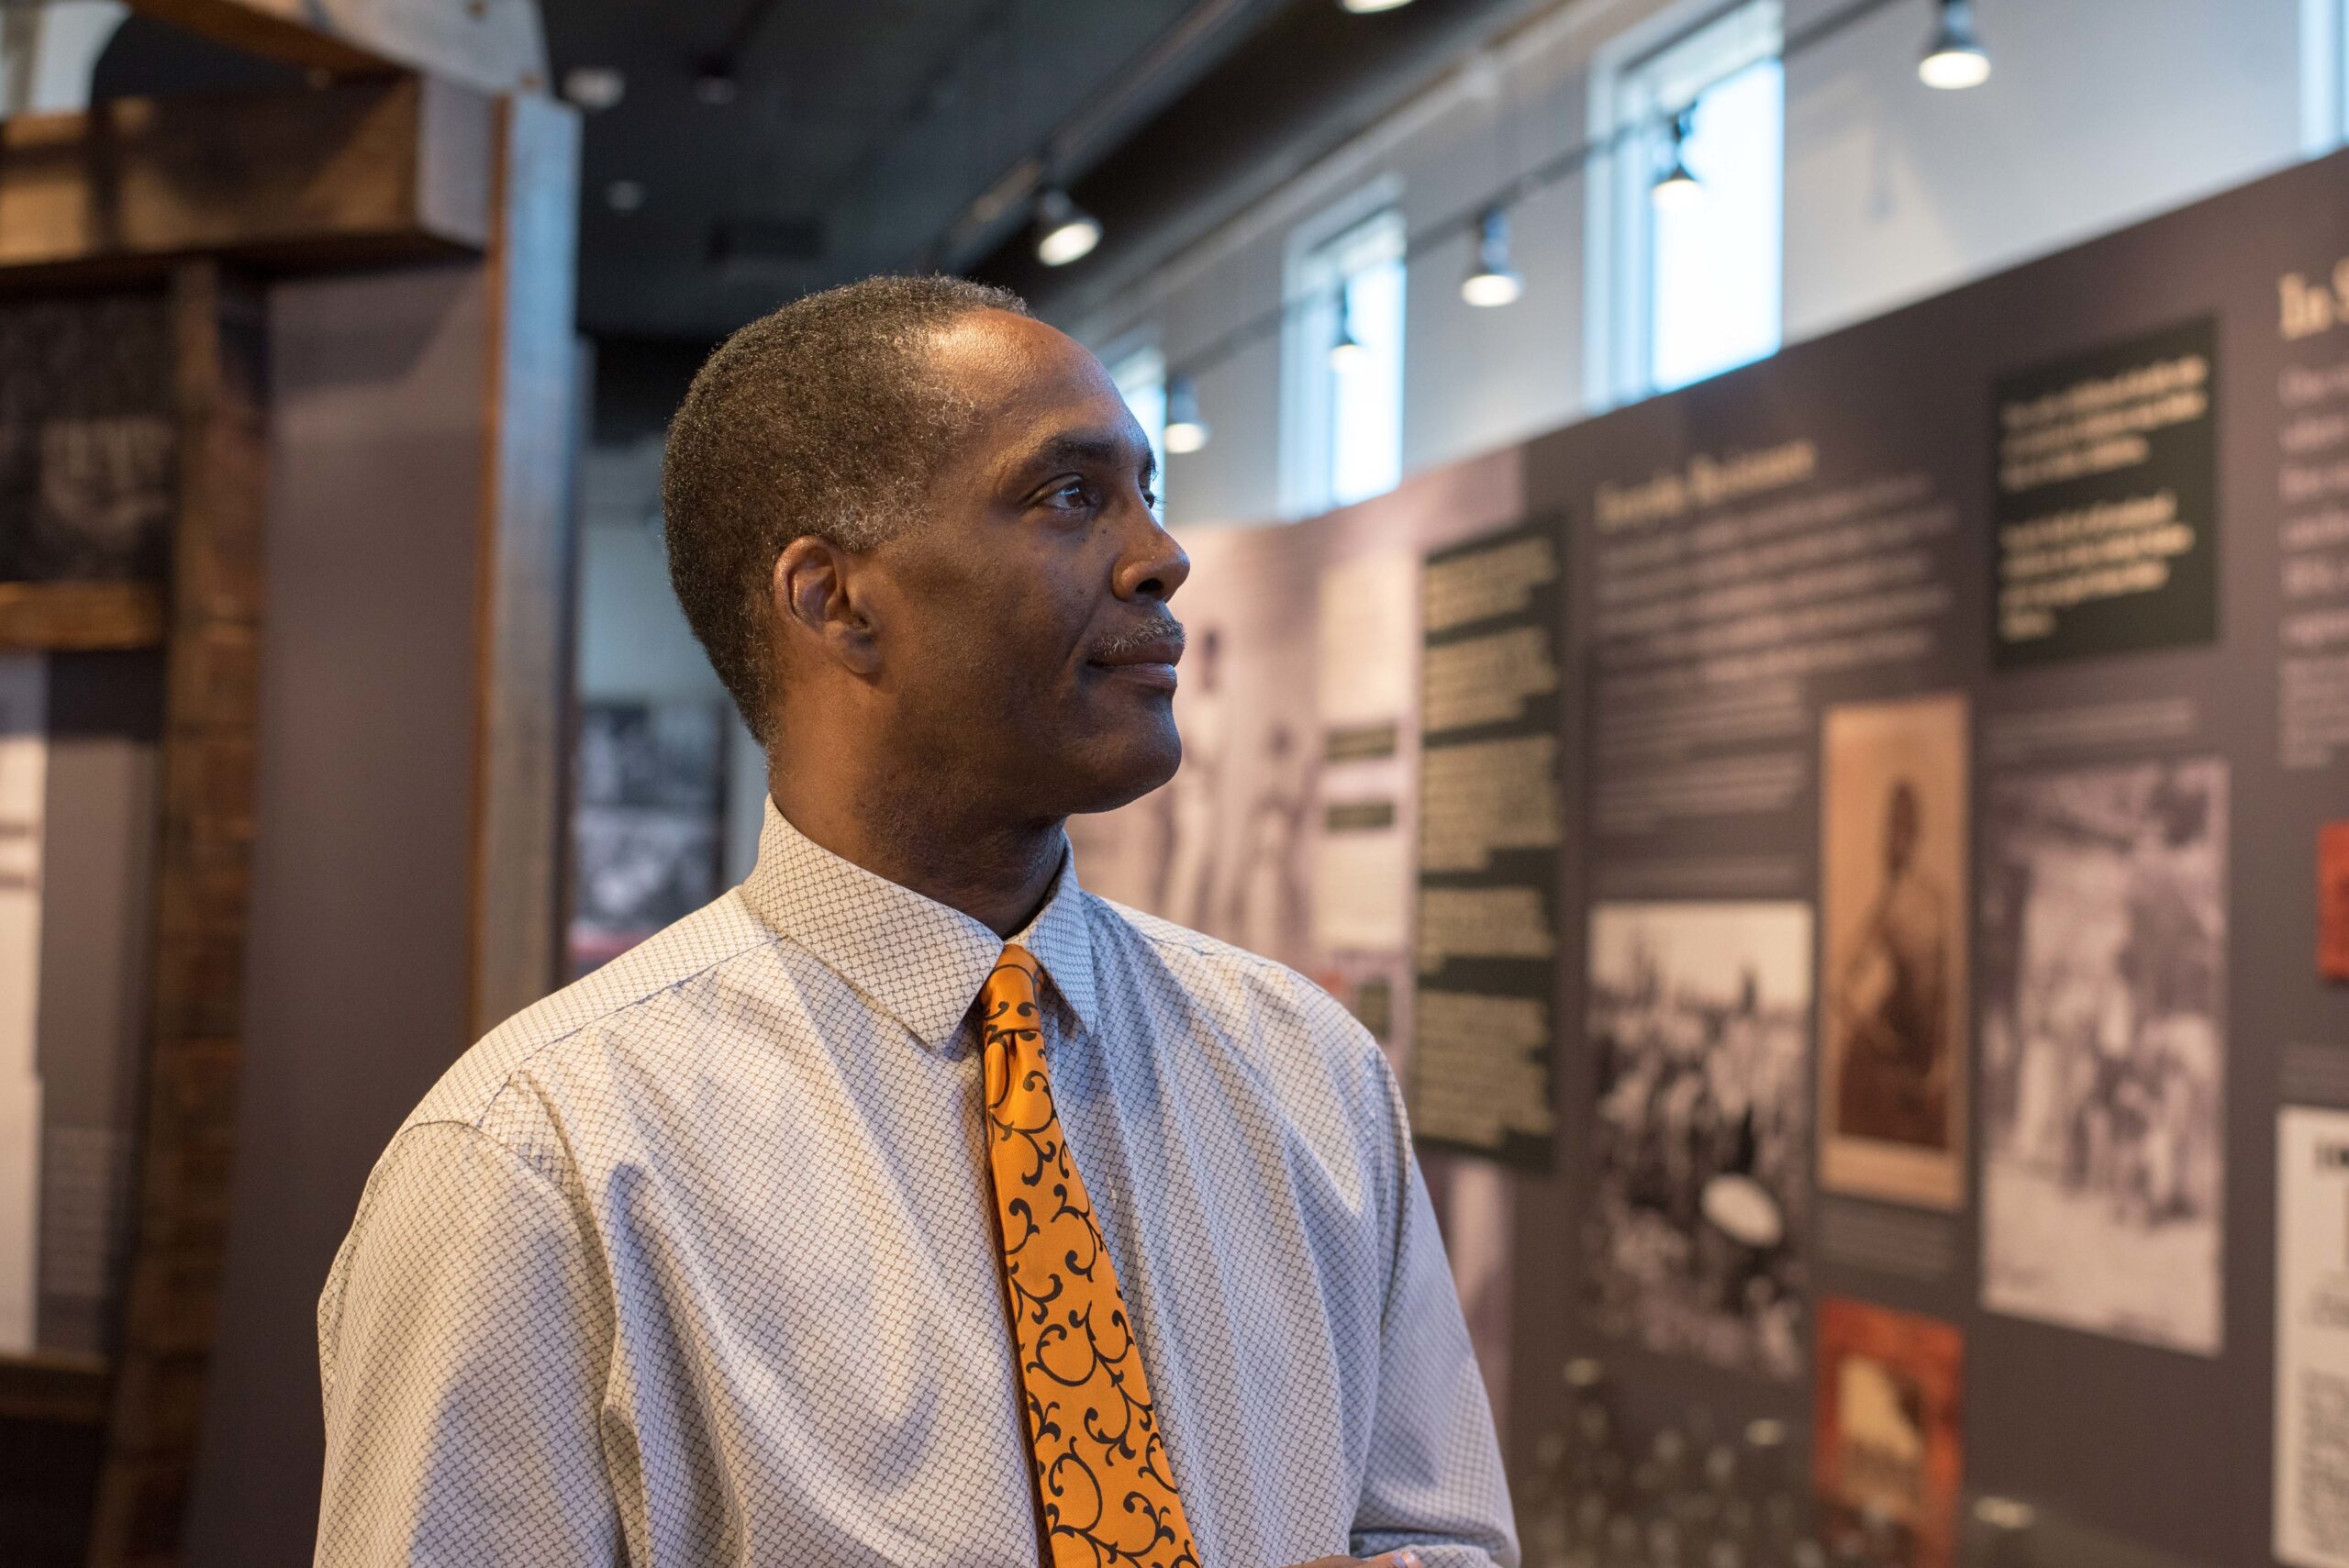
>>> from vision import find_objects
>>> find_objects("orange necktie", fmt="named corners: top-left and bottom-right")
top-left (979, 944), bottom-right (1202, 1568)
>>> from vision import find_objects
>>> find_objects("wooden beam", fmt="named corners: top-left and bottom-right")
top-left (122, 0), bottom-right (547, 98)
top-left (0, 76), bottom-right (492, 284)
top-left (82, 261), bottom-right (269, 1568)
top-left (0, 1353), bottom-right (111, 1427)
top-left (469, 94), bottom-right (582, 1035)
top-left (121, 0), bottom-right (396, 79)
top-left (0, 584), bottom-right (167, 652)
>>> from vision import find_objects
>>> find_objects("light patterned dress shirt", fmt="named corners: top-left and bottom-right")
top-left (316, 803), bottom-right (1517, 1568)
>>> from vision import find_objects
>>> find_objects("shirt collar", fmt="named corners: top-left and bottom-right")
top-left (740, 800), bottom-right (1099, 1051)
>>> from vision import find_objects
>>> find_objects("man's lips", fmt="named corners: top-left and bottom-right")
top-left (1086, 631), bottom-right (1185, 690)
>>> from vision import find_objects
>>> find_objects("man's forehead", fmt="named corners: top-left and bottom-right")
top-left (930, 310), bottom-right (1147, 463)
top-left (931, 309), bottom-right (1107, 396)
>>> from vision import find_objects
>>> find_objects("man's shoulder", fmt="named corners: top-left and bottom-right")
top-left (1086, 891), bottom-right (1293, 983)
top-left (1083, 893), bottom-right (1374, 1054)
top-left (405, 888), bottom-right (778, 1135)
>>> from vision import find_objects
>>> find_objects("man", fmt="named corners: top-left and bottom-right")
top-left (1831, 779), bottom-right (1953, 1150)
top-left (315, 276), bottom-right (1516, 1568)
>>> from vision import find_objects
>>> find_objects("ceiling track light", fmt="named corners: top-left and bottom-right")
top-left (1651, 107), bottom-right (1702, 211)
top-left (562, 66), bottom-right (626, 112)
top-left (1329, 292), bottom-right (1368, 371)
top-left (1032, 186), bottom-right (1102, 267)
top-left (1163, 373), bottom-right (1209, 454)
top-left (1919, 0), bottom-right (1991, 88)
top-left (1461, 205), bottom-right (1523, 308)
top-left (1339, 0), bottom-right (1415, 12)
top-left (692, 60), bottom-right (739, 106)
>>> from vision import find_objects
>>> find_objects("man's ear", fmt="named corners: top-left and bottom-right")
top-left (773, 536), bottom-right (883, 676)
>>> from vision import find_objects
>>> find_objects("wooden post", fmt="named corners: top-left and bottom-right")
top-left (468, 93), bottom-right (582, 1034)
top-left (82, 260), bottom-right (268, 1568)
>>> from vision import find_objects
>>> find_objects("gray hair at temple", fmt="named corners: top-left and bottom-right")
top-left (661, 274), bottom-right (1029, 744)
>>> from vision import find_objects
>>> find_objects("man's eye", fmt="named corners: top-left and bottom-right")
top-left (1046, 479), bottom-right (1097, 510)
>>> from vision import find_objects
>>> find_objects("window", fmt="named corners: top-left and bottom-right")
top-left (1590, 1), bottom-right (1784, 403)
top-left (1106, 342), bottom-right (1167, 516)
top-left (2302, 0), bottom-right (2349, 153)
top-left (1282, 197), bottom-right (1406, 517)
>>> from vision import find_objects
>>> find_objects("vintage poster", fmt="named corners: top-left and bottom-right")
top-left (1980, 757), bottom-right (2226, 1354)
top-left (1813, 1297), bottom-right (1965, 1568)
top-left (1585, 901), bottom-right (1810, 1378)
top-left (1820, 693), bottom-right (1970, 1209)
top-left (0, 655), bottom-right (47, 1352)
top-left (2323, 823), bottom-right (2349, 984)
top-left (2277, 1106), bottom-right (2349, 1568)
top-left (567, 700), bottom-right (730, 978)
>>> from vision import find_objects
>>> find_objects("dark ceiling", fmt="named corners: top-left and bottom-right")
top-left (93, 1), bottom-right (1548, 350)
top-left (546, 0), bottom-right (1542, 346)
top-left (547, 0), bottom-right (1232, 339)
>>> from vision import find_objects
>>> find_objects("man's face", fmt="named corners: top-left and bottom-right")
top-left (853, 310), bottom-right (1188, 821)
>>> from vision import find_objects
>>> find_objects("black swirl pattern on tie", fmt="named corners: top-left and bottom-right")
top-left (981, 951), bottom-right (1202, 1568)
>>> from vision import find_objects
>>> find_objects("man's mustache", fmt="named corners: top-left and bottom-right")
top-left (1090, 617), bottom-right (1186, 662)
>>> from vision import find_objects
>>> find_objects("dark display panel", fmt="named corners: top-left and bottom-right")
top-left (1499, 143), bottom-right (2349, 1568)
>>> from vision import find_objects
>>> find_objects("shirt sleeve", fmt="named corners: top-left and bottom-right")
top-left (315, 1118), bottom-right (623, 1568)
top-left (1349, 1051), bottom-right (1522, 1568)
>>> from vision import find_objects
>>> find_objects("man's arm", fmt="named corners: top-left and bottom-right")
top-left (316, 1120), bottom-right (622, 1568)
top-left (1348, 1055), bottom-right (1520, 1568)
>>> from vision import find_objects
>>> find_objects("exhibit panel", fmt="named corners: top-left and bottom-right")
top-left (1527, 140), bottom-right (2349, 1568)
top-left (1085, 144), bottom-right (2349, 1568)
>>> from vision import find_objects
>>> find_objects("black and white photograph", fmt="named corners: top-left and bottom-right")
top-left (1584, 901), bottom-right (1812, 1379)
top-left (566, 701), bottom-right (729, 978)
top-left (1980, 758), bottom-right (2227, 1355)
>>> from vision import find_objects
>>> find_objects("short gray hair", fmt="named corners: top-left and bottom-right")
top-left (661, 274), bottom-right (1028, 742)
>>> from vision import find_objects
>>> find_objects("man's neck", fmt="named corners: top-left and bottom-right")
top-left (769, 763), bottom-right (1067, 939)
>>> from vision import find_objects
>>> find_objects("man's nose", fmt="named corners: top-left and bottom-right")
top-left (1115, 514), bottom-right (1190, 603)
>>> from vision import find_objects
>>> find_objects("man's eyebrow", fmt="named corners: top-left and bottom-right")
top-left (1022, 431), bottom-right (1129, 468)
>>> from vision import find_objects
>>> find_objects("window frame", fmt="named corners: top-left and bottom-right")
top-left (1102, 336), bottom-right (1169, 518)
top-left (1586, 0), bottom-right (1784, 408)
top-left (1280, 177), bottom-right (1408, 518)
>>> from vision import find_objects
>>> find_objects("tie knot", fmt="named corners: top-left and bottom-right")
top-left (978, 943), bottom-right (1042, 1051)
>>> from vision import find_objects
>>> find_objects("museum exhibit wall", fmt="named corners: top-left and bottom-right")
top-left (1047, 0), bottom-right (2313, 532)
top-left (1073, 145), bottom-right (2349, 1568)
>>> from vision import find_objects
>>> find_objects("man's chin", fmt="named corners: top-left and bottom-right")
top-left (1058, 724), bottom-right (1183, 817)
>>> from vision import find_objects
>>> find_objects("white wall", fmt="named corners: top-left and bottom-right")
top-left (1060, 0), bottom-right (2320, 530)
top-left (1782, 0), bottom-right (2308, 339)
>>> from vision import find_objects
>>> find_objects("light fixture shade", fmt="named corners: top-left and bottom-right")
top-left (1339, 0), bottom-right (1414, 12)
top-left (1329, 294), bottom-right (1367, 370)
top-left (1651, 108), bottom-right (1702, 210)
top-left (562, 66), bottom-right (626, 111)
top-left (1919, 0), bottom-right (1991, 88)
top-left (1651, 159), bottom-right (1702, 210)
top-left (1461, 206), bottom-right (1523, 307)
top-left (692, 61), bottom-right (739, 106)
top-left (1033, 187), bottom-right (1102, 267)
top-left (1163, 374), bottom-right (1209, 453)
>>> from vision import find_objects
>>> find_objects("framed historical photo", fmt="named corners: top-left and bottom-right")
top-left (1820, 694), bottom-right (1970, 1209)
